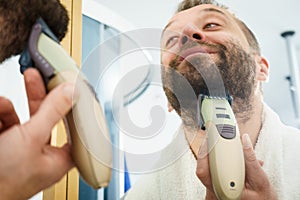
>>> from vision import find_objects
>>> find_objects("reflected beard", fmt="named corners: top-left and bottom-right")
top-left (161, 41), bottom-right (256, 129)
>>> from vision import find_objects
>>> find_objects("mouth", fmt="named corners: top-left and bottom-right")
top-left (178, 47), bottom-right (216, 62)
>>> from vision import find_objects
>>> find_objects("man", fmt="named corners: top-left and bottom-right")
top-left (0, 1), bottom-right (75, 199)
top-left (125, 0), bottom-right (300, 199)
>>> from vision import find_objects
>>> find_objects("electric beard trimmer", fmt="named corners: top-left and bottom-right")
top-left (198, 94), bottom-right (245, 200)
top-left (19, 18), bottom-right (112, 188)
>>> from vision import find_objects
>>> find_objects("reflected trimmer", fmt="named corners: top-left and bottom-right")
top-left (19, 18), bottom-right (112, 188)
top-left (198, 94), bottom-right (245, 200)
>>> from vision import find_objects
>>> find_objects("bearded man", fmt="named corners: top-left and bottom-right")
top-left (124, 0), bottom-right (300, 199)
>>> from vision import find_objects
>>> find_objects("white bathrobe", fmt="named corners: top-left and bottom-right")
top-left (125, 104), bottom-right (300, 200)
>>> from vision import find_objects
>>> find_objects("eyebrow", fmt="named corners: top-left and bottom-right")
top-left (202, 7), bottom-right (227, 16)
top-left (162, 7), bottom-right (228, 34)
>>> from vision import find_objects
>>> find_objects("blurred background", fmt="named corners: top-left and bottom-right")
top-left (0, 0), bottom-right (299, 199)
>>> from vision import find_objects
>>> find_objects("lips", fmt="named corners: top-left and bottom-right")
top-left (178, 46), bottom-right (216, 62)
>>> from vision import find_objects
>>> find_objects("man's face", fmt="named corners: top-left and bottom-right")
top-left (160, 4), bottom-right (258, 126)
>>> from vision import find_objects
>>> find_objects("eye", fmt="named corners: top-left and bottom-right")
top-left (204, 23), bottom-right (220, 29)
top-left (165, 36), bottom-right (179, 48)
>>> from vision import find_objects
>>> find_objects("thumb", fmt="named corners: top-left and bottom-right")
top-left (196, 138), bottom-right (213, 190)
top-left (242, 134), bottom-right (267, 189)
top-left (23, 82), bottom-right (78, 144)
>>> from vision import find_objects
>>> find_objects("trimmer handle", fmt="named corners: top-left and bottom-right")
top-left (48, 73), bottom-right (112, 188)
top-left (199, 96), bottom-right (245, 200)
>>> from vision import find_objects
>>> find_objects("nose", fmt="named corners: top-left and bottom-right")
top-left (181, 24), bottom-right (205, 45)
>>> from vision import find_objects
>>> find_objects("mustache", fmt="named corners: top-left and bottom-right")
top-left (169, 40), bottom-right (227, 69)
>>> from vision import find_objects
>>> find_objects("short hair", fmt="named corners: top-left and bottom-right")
top-left (176, 0), bottom-right (261, 54)
top-left (0, 0), bottom-right (69, 62)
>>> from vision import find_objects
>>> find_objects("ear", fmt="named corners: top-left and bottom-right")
top-left (256, 56), bottom-right (269, 82)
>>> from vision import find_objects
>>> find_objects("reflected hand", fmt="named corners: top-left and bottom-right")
top-left (196, 134), bottom-right (277, 200)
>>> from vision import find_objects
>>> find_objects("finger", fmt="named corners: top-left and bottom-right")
top-left (41, 144), bottom-right (74, 184)
top-left (242, 134), bottom-right (268, 189)
top-left (196, 138), bottom-right (214, 191)
top-left (0, 97), bottom-right (20, 132)
top-left (23, 68), bottom-right (46, 116)
top-left (258, 159), bottom-right (264, 167)
top-left (23, 82), bottom-right (77, 144)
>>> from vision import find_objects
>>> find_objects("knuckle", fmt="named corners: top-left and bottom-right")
top-left (196, 168), bottom-right (204, 179)
top-left (258, 177), bottom-right (271, 191)
top-left (245, 148), bottom-right (257, 162)
top-left (0, 97), bottom-right (14, 113)
top-left (196, 167), bottom-right (208, 180)
top-left (61, 90), bottom-right (73, 107)
top-left (52, 84), bottom-right (73, 117)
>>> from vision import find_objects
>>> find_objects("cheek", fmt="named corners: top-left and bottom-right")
top-left (161, 50), bottom-right (176, 67)
top-left (205, 32), bottom-right (230, 43)
top-left (207, 32), bottom-right (250, 52)
top-left (161, 43), bottom-right (181, 66)
top-left (231, 32), bottom-right (250, 52)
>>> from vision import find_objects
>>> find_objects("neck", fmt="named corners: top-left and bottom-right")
top-left (184, 93), bottom-right (264, 158)
top-left (235, 94), bottom-right (264, 147)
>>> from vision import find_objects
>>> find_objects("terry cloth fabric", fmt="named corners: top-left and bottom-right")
top-left (124, 104), bottom-right (300, 200)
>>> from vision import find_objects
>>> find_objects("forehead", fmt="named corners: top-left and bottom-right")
top-left (165, 4), bottom-right (236, 31)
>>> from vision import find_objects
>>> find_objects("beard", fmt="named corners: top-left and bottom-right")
top-left (161, 40), bottom-right (257, 130)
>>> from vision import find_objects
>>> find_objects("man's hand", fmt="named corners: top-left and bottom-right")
top-left (196, 134), bottom-right (277, 200)
top-left (0, 68), bottom-right (75, 199)
top-left (0, 97), bottom-right (20, 133)
top-left (0, 68), bottom-right (46, 134)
